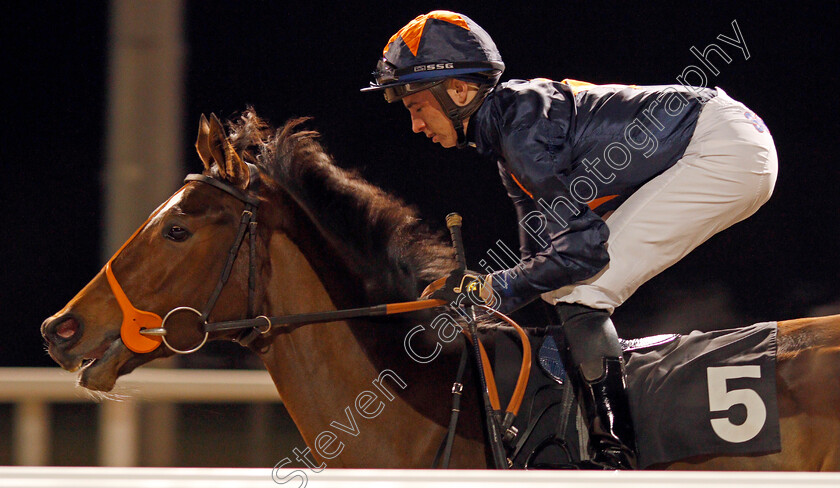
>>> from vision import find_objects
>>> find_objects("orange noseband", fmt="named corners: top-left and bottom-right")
top-left (105, 188), bottom-right (186, 353)
top-left (106, 260), bottom-right (163, 353)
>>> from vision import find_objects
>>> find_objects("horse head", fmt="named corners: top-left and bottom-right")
top-left (41, 113), bottom-right (266, 391)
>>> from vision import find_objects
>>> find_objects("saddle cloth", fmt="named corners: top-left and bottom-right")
top-left (494, 321), bottom-right (781, 468)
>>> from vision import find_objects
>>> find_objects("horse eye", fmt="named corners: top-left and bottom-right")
top-left (165, 225), bottom-right (191, 242)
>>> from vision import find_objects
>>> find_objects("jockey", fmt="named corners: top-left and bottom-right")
top-left (362, 10), bottom-right (777, 469)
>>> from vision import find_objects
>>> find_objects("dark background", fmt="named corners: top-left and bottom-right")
top-left (3, 1), bottom-right (838, 367)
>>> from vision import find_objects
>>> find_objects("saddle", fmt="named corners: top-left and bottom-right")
top-left (491, 322), bottom-right (780, 468)
top-left (537, 330), bottom-right (681, 384)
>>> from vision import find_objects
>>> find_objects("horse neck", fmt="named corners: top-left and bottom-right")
top-left (252, 226), bottom-right (486, 467)
top-left (257, 231), bottom-right (372, 416)
top-left (255, 231), bottom-right (410, 464)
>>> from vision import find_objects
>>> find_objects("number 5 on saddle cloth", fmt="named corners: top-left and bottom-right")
top-left (493, 321), bottom-right (781, 468)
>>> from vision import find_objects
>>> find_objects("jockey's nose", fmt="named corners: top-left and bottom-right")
top-left (410, 114), bottom-right (425, 134)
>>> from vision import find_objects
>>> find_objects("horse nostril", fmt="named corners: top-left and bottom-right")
top-left (43, 316), bottom-right (82, 344)
top-left (56, 318), bottom-right (80, 339)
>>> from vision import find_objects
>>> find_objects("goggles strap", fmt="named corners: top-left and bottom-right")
top-left (429, 83), bottom-right (493, 149)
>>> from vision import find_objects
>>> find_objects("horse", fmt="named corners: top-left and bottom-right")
top-left (41, 110), bottom-right (840, 470)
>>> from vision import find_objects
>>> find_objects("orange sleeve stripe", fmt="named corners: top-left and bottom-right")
top-left (587, 194), bottom-right (619, 210)
top-left (511, 170), bottom-right (618, 211)
top-left (509, 172), bottom-right (534, 199)
top-left (384, 11), bottom-right (470, 56)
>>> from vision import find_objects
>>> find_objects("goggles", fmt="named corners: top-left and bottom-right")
top-left (383, 80), bottom-right (445, 103)
top-left (373, 58), bottom-right (399, 85)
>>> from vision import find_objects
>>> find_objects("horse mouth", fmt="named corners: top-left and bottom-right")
top-left (77, 335), bottom-right (160, 391)
top-left (73, 334), bottom-right (135, 391)
top-left (79, 338), bottom-right (120, 373)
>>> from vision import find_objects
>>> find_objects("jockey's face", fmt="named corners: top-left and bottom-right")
top-left (402, 89), bottom-right (459, 148)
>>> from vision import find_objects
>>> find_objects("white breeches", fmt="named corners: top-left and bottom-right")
top-left (541, 88), bottom-right (778, 313)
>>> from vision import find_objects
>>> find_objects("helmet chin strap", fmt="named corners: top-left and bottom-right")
top-left (454, 125), bottom-right (469, 149)
top-left (429, 83), bottom-right (492, 149)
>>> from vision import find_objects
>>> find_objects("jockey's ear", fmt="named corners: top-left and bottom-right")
top-left (194, 113), bottom-right (250, 189)
top-left (447, 79), bottom-right (478, 107)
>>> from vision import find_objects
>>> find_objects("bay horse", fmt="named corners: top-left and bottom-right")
top-left (41, 110), bottom-right (840, 470)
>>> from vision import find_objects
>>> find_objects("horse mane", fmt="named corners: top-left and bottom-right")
top-left (225, 108), bottom-right (456, 303)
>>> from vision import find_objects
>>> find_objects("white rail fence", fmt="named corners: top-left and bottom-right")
top-left (4, 368), bottom-right (840, 487)
top-left (0, 367), bottom-right (281, 466)
top-left (1, 467), bottom-right (839, 488)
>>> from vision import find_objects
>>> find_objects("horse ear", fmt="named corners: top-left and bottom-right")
top-left (206, 114), bottom-right (228, 173)
top-left (209, 114), bottom-right (250, 189)
top-left (195, 114), bottom-right (214, 171)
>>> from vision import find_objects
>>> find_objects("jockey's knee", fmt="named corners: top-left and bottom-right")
top-left (553, 303), bottom-right (622, 381)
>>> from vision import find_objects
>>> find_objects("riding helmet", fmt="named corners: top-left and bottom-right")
top-left (362, 10), bottom-right (505, 147)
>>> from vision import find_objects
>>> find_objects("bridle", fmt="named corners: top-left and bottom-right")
top-left (107, 163), bottom-right (266, 355)
top-left (107, 164), bottom-right (444, 354)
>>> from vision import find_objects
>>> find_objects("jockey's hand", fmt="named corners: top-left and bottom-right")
top-left (421, 270), bottom-right (496, 308)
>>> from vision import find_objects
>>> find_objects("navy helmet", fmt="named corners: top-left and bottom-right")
top-left (362, 11), bottom-right (504, 147)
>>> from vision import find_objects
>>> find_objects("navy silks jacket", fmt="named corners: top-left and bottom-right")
top-left (470, 78), bottom-right (717, 312)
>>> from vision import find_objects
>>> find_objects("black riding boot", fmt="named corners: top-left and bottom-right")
top-left (554, 303), bottom-right (637, 469)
